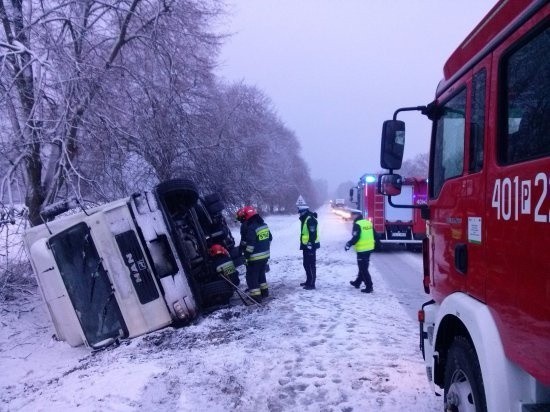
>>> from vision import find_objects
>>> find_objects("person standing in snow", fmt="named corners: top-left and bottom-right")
top-left (345, 211), bottom-right (374, 293)
top-left (298, 204), bottom-right (320, 290)
top-left (236, 206), bottom-right (272, 302)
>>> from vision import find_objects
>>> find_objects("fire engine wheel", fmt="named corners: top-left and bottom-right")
top-left (444, 336), bottom-right (487, 412)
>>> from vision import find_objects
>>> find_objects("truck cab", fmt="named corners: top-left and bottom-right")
top-left (24, 179), bottom-right (240, 349)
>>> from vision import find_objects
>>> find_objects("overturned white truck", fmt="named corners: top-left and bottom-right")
top-left (24, 179), bottom-right (242, 349)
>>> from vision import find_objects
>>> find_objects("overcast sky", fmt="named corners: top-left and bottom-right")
top-left (216, 0), bottom-right (496, 191)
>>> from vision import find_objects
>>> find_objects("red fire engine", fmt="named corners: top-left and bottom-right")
top-left (378, 0), bottom-right (549, 410)
top-left (349, 174), bottom-right (427, 251)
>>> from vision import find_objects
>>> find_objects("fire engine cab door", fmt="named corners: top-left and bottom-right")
top-left (429, 87), bottom-right (470, 299)
top-left (429, 61), bottom-right (490, 301)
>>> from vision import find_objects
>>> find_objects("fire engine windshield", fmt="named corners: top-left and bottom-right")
top-left (49, 223), bottom-right (126, 348)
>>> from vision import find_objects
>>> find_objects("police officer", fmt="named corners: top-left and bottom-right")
top-left (298, 204), bottom-right (320, 290)
top-left (237, 206), bottom-right (272, 302)
top-left (345, 211), bottom-right (374, 293)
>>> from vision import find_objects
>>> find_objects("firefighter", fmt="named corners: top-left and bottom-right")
top-left (209, 244), bottom-right (239, 286)
top-left (236, 208), bottom-right (249, 256)
top-left (345, 211), bottom-right (374, 293)
top-left (236, 206), bottom-right (272, 302)
top-left (298, 204), bottom-right (320, 290)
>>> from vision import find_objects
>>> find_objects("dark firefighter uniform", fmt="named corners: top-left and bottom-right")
top-left (346, 215), bottom-right (375, 293)
top-left (212, 253), bottom-right (240, 286)
top-left (244, 214), bottom-right (272, 301)
top-left (299, 208), bottom-right (320, 289)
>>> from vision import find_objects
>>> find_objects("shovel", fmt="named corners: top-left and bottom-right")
top-left (219, 275), bottom-right (262, 306)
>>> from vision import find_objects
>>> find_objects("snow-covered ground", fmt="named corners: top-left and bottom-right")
top-left (0, 206), bottom-right (441, 411)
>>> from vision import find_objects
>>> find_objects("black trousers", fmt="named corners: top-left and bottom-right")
top-left (354, 250), bottom-right (373, 289)
top-left (302, 249), bottom-right (317, 286)
top-left (246, 260), bottom-right (268, 294)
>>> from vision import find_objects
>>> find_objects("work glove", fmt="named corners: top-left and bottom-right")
top-left (345, 242), bottom-right (351, 251)
top-left (306, 243), bottom-right (313, 250)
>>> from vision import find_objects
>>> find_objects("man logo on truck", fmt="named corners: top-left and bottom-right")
top-left (124, 253), bottom-right (145, 284)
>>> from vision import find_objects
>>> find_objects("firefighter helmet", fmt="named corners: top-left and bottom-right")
top-left (236, 205), bottom-right (257, 222)
top-left (209, 244), bottom-right (229, 257)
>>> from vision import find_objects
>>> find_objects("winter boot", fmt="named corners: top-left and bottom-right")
top-left (350, 280), bottom-right (361, 289)
top-left (248, 293), bottom-right (262, 303)
top-left (261, 288), bottom-right (269, 298)
top-left (361, 287), bottom-right (373, 294)
top-left (248, 288), bottom-right (262, 303)
top-left (303, 285), bottom-right (316, 290)
top-left (300, 282), bottom-right (308, 287)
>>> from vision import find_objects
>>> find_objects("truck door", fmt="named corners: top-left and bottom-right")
top-left (429, 85), bottom-right (469, 299)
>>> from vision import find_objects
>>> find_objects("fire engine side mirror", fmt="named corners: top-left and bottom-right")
top-left (380, 120), bottom-right (405, 170)
top-left (377, 174), bottom-right (402, 196)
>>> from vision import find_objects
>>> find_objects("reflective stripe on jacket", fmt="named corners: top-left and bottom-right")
top-left (216, 260), bottom-right (236, 277)
top-left (354, 219), bottom-right (375, 252)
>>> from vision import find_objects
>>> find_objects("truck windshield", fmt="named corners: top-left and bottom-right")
top-left (49, 223), bottom-right (126, 348)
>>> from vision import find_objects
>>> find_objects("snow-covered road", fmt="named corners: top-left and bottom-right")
top-left (0, 206), bottom-right (441, 411)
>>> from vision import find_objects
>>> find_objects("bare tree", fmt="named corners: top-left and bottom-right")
top-left (0, 0), bottom-right (224, 225)
top-left (399, 152), bottom-right (429, 178)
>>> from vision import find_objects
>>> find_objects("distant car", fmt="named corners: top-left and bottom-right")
top-left (334, 198), bottom-right (346, 208)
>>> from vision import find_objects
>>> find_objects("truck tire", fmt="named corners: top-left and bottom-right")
top-left (155, 179), bottom-right (199, 210)
top-left (203, 193), bottom-right (221, 206)
top-left (444, 336), bottom-right (487, 412)
top-left (206, 200), bottom-right (224, 215)
top-left (201, 280), bottom-right (233, 306)
top-left (406, 244), bottom-right (422, 253)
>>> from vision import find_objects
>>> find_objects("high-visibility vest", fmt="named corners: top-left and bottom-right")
top-left (301, 216), bottom-right (319, 244)
top-left (354, 219), bottom-right (375, 252)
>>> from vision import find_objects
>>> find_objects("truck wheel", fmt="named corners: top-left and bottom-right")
top-left (406, 244), bottom-right (422, 253)
top-left (444, 336), bottom-right (487, 412)
top-left (203, 193), bottom-right (221, 206)
top-left (206, 200), bottom-right (224, 215)
top-left (201, 280), bottom-right (233, 306)
top-left (155, 179), bottom-right (199, 211)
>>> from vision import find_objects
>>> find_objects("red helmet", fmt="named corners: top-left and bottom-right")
top-left (236, 205), bottom-right (257, 222)
top-left (209, 244), bottom-right (229, 257)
